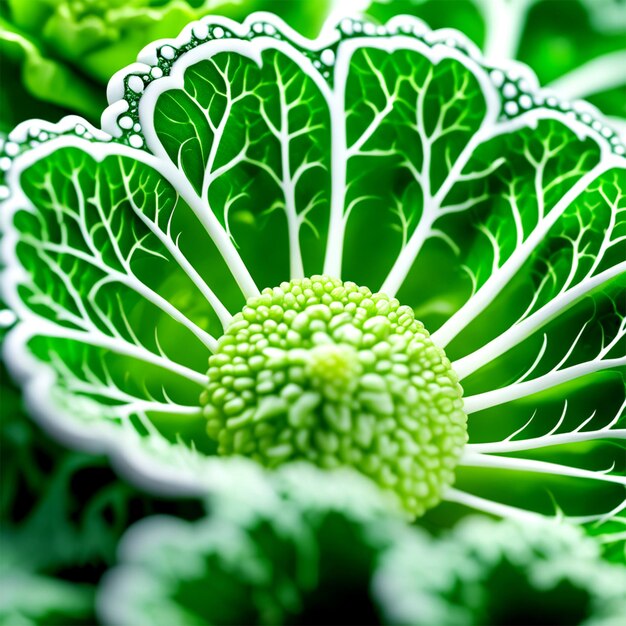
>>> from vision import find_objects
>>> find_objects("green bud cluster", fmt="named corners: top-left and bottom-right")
top-left (201, 275), bottom-right (467, 517)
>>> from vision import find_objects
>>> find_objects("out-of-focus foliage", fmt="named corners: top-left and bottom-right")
top-left (97, 464), bottom-right (626, 626)
top-left (98, 463), bottom-right (410, 626)
top-left (585, 510), bottom-right (626, 565)
top-left (0, 361), bottom-right (204, 623)
top-left (374, 516), bottom-right (626, 626)
top-left (0, 539), bottom-right (95, 626)
top-left (0, 0), bottom-right (336, 129)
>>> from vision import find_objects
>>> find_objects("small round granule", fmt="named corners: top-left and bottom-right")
top-left (201, 276), bottom-right (467, 517)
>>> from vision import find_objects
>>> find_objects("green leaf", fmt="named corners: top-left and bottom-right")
top-left (365, 0), bottom-right (626, 125)
top-left (1, 14), bottom-right (624, 522)
top-left (150, 46), bottom-right (331, 282)
top-left (3, 125), bottom-right (245, 479)
top-left (338, 43), bottom-right (488, 289)
top-left (0, 1), bottom-right (337, 128)
top-left (0, 22), bottom-right (103, 125)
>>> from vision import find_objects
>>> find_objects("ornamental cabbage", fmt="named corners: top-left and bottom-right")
top-left (0, 13), bottom-right (624, 523)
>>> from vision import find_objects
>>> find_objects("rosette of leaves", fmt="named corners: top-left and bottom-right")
top-left (0, 0), bottom-right (336, 129)
top-left (374, 516), bottom-right (626, 626)
top-left (0, 14), bottom-right (624, 524)
top-left (96, 462), bottom-right (412, 626)
top-left (365, 0), bottom-right (626, 133)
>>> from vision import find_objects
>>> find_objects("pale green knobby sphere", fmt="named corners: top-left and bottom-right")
top-left (201, 276), bottom-right (467, 517)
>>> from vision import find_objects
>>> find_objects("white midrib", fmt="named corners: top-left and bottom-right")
top-left (381, 211), bottom-right (435, 295)
top-left (201, 73), bottom-right (235, 202)
top-left (29, 318), bottom-right (209, 386)
top-left (131, 206), bottom-right (233, 331)
top-left (463, 357), bottom-right (626, 414)
top-left (176, 169), bottom-right (259, 299)
top-left (142, 152), bottom-right (260, 300)
top-left (453, 262), bottom-right (626, 379)
top-left (116, 400), bottom-right (203, 418)
top-left (460, 450), bottom-right (626, 486)
top-left (467, 428), bottom-right (626, 454)
top-left (120, 169), bottom-right (233, 330)
top-left (381, 129), bottom-right (489, 296)
top-left (323, 90), bottom-right (348, 278)
top-left (277, 85), bottom-right (305, 279)
top-left (444, 488), bottom-right (545, 521)
top-left (431, 161), bottom-right (612, 348)
top-left (124, 273), bottom-right (218, 352)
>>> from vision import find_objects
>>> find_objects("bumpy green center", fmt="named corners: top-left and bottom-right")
top-left (201, 276), bottom-right (467, 517)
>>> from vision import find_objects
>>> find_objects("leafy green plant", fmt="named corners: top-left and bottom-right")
top-left (1, 396), bottom-right (203, 573)
top-left (1, 14), bottom-right (624, 526)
